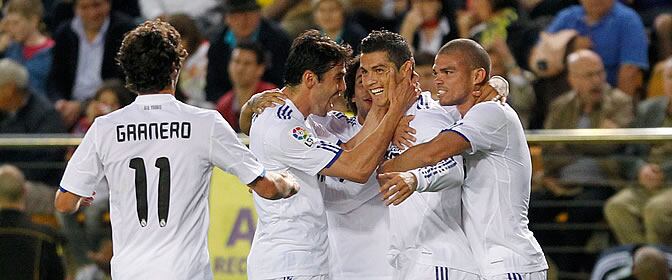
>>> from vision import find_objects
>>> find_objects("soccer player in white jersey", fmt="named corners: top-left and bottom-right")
top-left (246, 30), bottom-right (417, 280)
top-left (309, 57), bottom-right (393, 280)
top-left (380, 39), bottom-right (548, 280)
top-left (358, 30), bottom-right (480, 280)
top-left (53, 20), bottom-right (299, 280)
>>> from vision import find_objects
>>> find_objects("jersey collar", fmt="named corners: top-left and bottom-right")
top-left (133, 94), bottom-right (177, 104)
top-left (276, 99), bottom-right (306, 120)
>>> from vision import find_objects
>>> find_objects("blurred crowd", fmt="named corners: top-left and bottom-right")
top-left (1, 0), bottom-right (672, 278)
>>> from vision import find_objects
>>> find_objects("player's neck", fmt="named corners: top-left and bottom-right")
top-left (457, 100), bottom-right (476, 117)
top-left (283, 86), bottom-right (311, 119)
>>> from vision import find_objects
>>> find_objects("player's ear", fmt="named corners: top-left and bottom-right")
top-left (472, 68), bottom-right (487, 86)
top-left (303, 70), bottom-right (317, 88)
top-left (400, 59), bottom-right (414, 79)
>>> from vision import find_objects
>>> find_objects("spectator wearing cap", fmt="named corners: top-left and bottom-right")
top-left (312, 0), bottom-right (367, 53)
top-left (206, 0), bottom-right (291, 102)
top-left (0, 59), bottom-right (66, 186)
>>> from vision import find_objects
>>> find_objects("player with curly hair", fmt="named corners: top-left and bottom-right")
top-left (55, 19), bottom-right (299, 279)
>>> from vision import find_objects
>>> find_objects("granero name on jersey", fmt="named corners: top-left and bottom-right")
top-left (116, 122), bottom-right (191, 142)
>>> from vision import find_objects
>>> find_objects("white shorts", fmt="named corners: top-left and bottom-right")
top-left (268, 275), bottom-right (329, 280)
top-left (394, 263), bottom-right (480, 280)
top-left (487, 270), bottom-right (547, 280)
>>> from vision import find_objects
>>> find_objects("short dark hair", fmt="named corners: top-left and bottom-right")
top-left (235, 41), bottom-right (267, 66)
top-left (94, 79), bottom-right (135, 107)
top-left (438, 39), bottom-right (491, 78)
top-left (116, 19), bottom-right (187, 94)
top-left (284, 29), bottom-right (352, 87)
top-left (360, 30), bottom-right (412, 69)
top-left (343, 55), bottom-right (360, 114)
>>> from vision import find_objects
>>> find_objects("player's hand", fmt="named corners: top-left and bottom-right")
top-left (273, 171), bottom-right (300, 199)
top-left (393, 115), bottom-right (416, 150)
top-left (249, 89), bottom-right (287, 114)
top-left (378, 172), bottom-right (417, 206)
top-left (475, 76), bottom-right (509, 105)
top-left (79, 191), bottom-right (96, 207)
top-left (388, 65), bottom-right (418, 113)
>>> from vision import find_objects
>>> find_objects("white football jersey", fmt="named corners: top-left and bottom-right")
top-left (387, 93), bottom-right (478, 275)
top-left (60, 94), bottom-right (265, 280)
top-left (448, 102), bottom-right (548, 277)
top-left (247, 100), bottom-right (343, 279)
top-left (308, 112), bottom-right (393, 280)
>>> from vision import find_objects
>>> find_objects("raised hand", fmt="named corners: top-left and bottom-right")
top-left (249, 89), bottom-right (287, 114)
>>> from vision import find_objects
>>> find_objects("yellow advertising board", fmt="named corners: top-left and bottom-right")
top-left (208, 168), bottom-right (256, 280)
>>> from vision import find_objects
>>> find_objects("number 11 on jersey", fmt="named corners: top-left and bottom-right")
top-left (129, 157), bottom-right (171, 227)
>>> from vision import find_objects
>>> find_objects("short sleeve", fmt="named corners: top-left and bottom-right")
top-left (447, 102), bottom-right (507, 155)
top-left (210, 113), bottom-right (265, 184)
top-left (266, 124), bottom-right (343, 176)
top-left (60, 121), bottom-right (105, 197)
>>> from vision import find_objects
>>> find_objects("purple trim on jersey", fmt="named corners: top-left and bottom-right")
top-left (59, 186), bottom-right (69, 193)
top-left (442, 129), bottom-right (471, 143)
top-left (324, 149), bottom-right (343, 169)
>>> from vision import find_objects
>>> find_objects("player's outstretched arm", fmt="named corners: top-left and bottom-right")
top-left (54, 190), bottom-right (94, 214)
top-left (248, 171), bottom-right (299, 200)
top-left (380, 131), bottom-right (471, 173)
top-left (319, 71), bottom-right (418, 183)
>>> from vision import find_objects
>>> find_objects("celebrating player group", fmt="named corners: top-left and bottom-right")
top-left (55, 19), bottom-right (547, 280)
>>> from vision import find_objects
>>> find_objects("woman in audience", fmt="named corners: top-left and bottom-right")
top-left (398, 0), bottom-right (459, 54)
top-left (312, 0), bottom-right (367, 53)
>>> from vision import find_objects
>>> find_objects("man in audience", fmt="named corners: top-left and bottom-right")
top-left (0, 59), bottom-right (66, 186)
top-left (0, 164), bottom-right (66, 280)
top-left (591, 244), bottom-right (672, 280)
top-left (216, 41), bottom-right (276, 132)
top-left (48, 0), bottom-right (136, 127)
top-left (206, 0), bottom-right (291, 102)
top-left (604, 57), bottom-right (672, 246)
top-left (546, 0), bottom-right (648, 96)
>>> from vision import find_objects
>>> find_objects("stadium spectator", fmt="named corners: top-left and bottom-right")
top-left (537, 50), bottom-right (633, 272)
top-left (165, 14), bottom-right (212, 108)
top-left (0, 0), bottom-right (54, 98)
top-left (542, 50), bottom-right (633, 196)
top-left (74, 237), bottom-right (113, 280)
top-left (0, 58), bottom-right (66, 186)
top-left (546, 0), bottom-right (648, 96)
top-left (604, 58), bottom-right (672, 246)
top-left (399, 0), bottom-right (458, 55)
top-left (216, 42), bottom-right (276, 132)
top-left (48, 0), bottom-right (136, 128)
top-left (206, 0), bottom-right (291, 102)
top-left (72, 79), bottom-right (135, 134)
top-left (312, 0), bottom-right (367, 53)
top-left (0, 164), bottom-right (66, 280)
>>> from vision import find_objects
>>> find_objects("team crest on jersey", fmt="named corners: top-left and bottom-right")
top-left (291, 126), bottom-right (314, 147)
